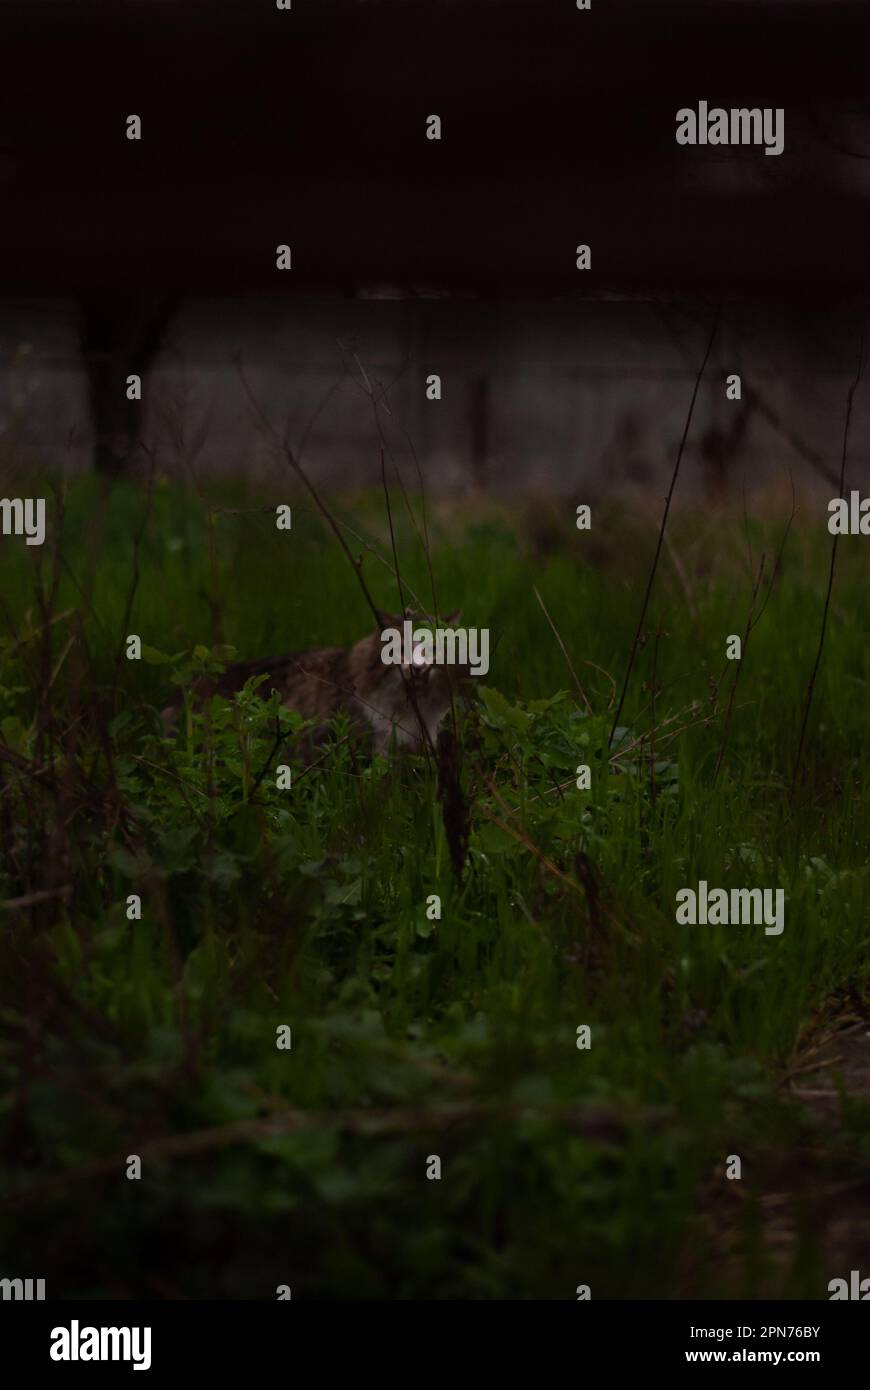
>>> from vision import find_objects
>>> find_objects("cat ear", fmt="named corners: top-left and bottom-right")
top-left (444, 608), bottom-right (462, 625)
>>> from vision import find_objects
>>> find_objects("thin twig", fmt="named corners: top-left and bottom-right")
top-left (1, 885), bottom-right (73, 911)
top-left (533, 585), bottom-right (591, 712)
top-left (609, 307), bottom-right (720, 747)
top-left (3, 1098), bottom-right (671, 1209)
top-left (234, 353), bottom-right (383, 626)
top-left (792, 326), bottom-right (865, 793)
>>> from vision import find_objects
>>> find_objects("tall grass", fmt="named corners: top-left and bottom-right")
top-left (1, 475), bottom-right (868, 1299)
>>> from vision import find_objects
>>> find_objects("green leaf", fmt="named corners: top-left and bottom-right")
top-left (477, 685), bottom-right (531, 732)
top-left (474, 823), bottom-right (515, 854)
top-left (140, 643), bottom-right (173, 665)
top-left (107, 846), bottom-right (149, 878)
top-left (205, 851), bottom-right (242, 888)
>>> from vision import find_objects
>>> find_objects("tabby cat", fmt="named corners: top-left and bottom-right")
top-left (163, 609), bottom-right (466, 755)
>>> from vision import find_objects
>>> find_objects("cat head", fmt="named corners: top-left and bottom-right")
top-left (374, 605), bottom-right (465, 681)
top-left (375, 604), bottom-right (462, 630)
top-left (353, 606), bottom-right (472, 753)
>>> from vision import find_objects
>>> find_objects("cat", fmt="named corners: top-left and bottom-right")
top-left (161, 608), bottom-right (466, 756)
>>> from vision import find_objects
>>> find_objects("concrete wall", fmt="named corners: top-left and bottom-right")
top-left (1, 297), bottom-right (867, 497)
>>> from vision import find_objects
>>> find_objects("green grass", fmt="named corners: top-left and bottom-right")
top-left (1, 473), bottom-right (869, 1299)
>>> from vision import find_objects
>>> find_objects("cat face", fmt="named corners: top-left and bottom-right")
top-left (376, 605), bottom-right (464, 677)
top-left (361, 607), bottom-right (466, 752)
